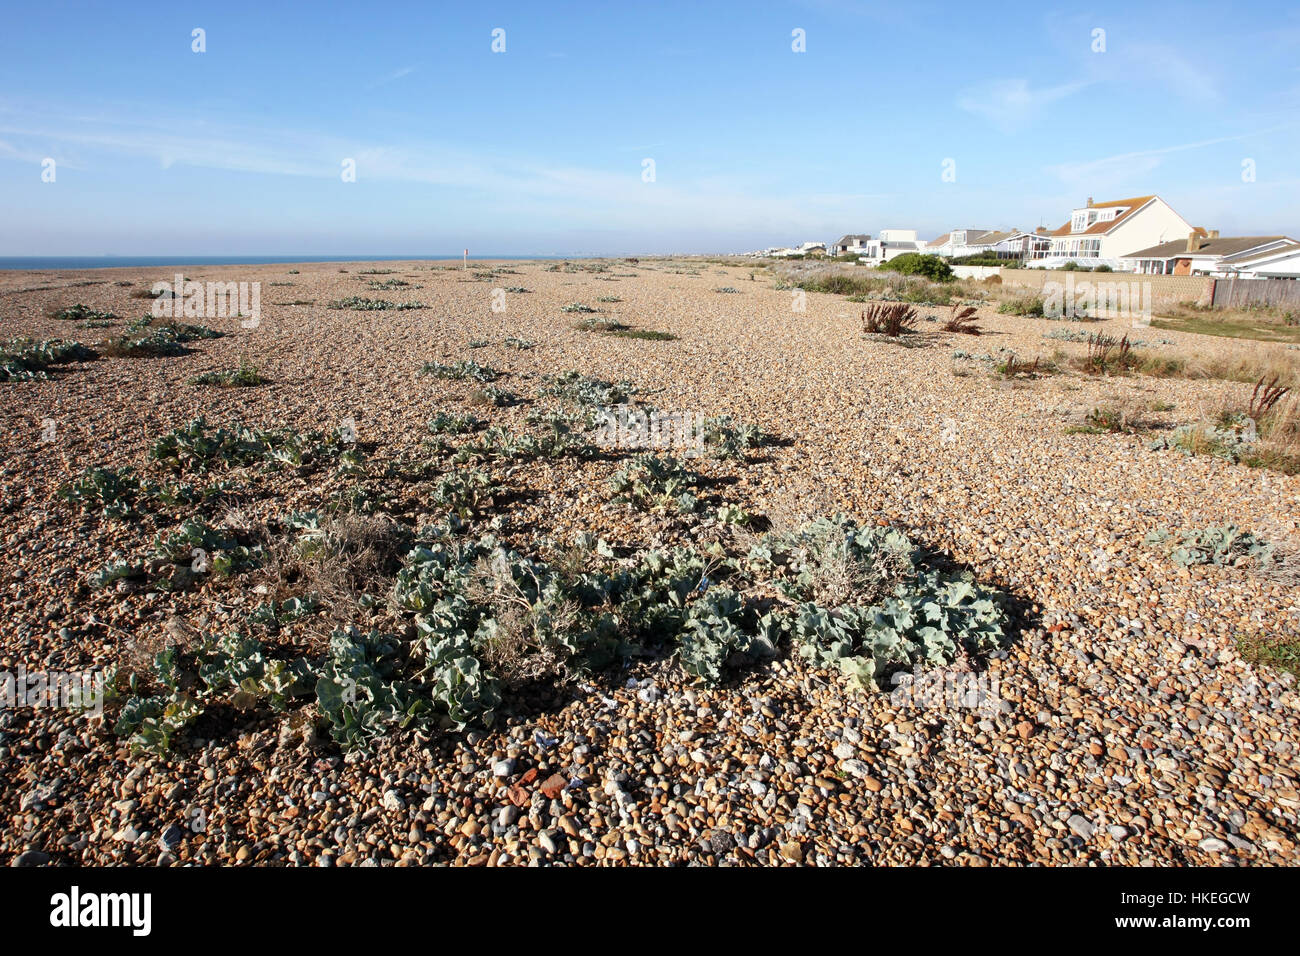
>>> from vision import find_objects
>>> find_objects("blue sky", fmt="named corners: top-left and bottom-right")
top-left (2, 0), bottom-right (1299, 255)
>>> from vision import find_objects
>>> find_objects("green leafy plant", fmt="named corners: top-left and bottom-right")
top-left (0, 338), bottom-right (97, 382)
top-left (701, 415), bottom-right (766, 459)
top-left (315, 627), bottom-right (428, 749)
top-left (419, 360), bottom-right (500, 382)
top-left (52, 304), bottom-right (117, 322)
top-left (878, 253), bottom-right (954, 282)
top-left (997, 295), bottom-right (1044, 317)
top-left (716, 503), bottom-right (752, 526)
top-left (149, 516), bottom-right (261, 588)
top-left (1065, 406), bottom-right (1131, 435)
top-left (541, 371), bottom-right (636, 408)
top-left (1144, 526), bottom-right (1274, 568)
top-left (431, 469), bottom-right (492, 517)
top-left (1149, 415), bottom-right (1258, 463)
top-left (59, 466), bottom-right (143, 518)
top-left (116, 634), bottom-right (306, 754)
top-left (102, 322), bottom-right (224, 357)
top-left (428, 412), bottom-right (487, 435)
top-left (327, 297), bottom-right (428, 311)
top-left (610, 454), bottom-right (700, 513)
top-left (189, 360), bottom-right (265, 387)
top-left (149, 417), bottom-right (352, 474)
top-left (470, 385), bottom-right (519, 406)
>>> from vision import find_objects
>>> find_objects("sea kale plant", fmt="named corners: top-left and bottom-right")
top-left (0, 338), bottom-right (97, 381)
top-left (1144, 525), bottom-right (1274, 568)
top-left (84, 393), bottom-right (1012, 757)
top-left (419, 360), bottom-right (500, 383)
top-left (115, 634), bottom-right (307, 755)
top-left (149, 417), bottom-right (354, 474)
top-left (609, 454), bottom-right (701, 513)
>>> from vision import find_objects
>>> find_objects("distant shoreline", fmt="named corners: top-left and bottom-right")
top-left (0, 255), bottom-right (573, 271)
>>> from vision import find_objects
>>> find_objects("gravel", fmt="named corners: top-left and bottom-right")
top-left (0, 258), bottom-right (1297, 866)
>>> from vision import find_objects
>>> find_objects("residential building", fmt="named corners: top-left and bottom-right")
top-left (1220, 240), bottom-right (1300, 279)
top-left (984, 229), bottom-right (1053, 260)
top-left (924, 229), bottom-right (998, 258)
top-left (833, 234), bottom-right (871, 256)
top-left (760, 241), bottom-right (828, 258)
top-left (858, 229), bottom-right (927, 263)
top-left (1122, 234), bottom-right (1294, 276)
top-left (1037, 195), bottom-right (1197, 270)
top-left (925, 228), bottom-right (1052, 260)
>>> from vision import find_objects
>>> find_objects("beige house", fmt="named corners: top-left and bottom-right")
top-left (1038, 196), bottom-right (1197, 270)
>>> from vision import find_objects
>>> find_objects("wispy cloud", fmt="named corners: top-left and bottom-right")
top-left (1124, 43), bottom-right (1220, 104)
top-left (366, 66), bottom-right (416, 89)
top-left (956, 79), bottom-right (1091, 132)
top-left (0, 100), bottom-right (879, 237)
top-left (0, 135), bottom-right (65, 165)
top-left (1046, 126), bottom-right (1295, 188)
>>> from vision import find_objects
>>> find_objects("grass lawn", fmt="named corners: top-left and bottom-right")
top-left (1237, 632), bottom-right (1300, 678)
top-left (1152, 315), bottom-right (1300, 344)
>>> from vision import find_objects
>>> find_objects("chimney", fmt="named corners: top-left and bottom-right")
top-left (1086, 197), bottom-right (1094, 207)
top-left (1187, 231), bottom-right (1203, 253)
top-left (1208, 229), bottom-right (1220, 240)
top-left (1034, 226), bottom-right (1047, 235)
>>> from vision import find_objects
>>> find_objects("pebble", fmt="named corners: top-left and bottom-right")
top-left (1067, 815), bottom-right (1096, 840)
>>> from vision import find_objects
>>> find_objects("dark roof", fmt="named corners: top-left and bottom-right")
top-left (1123, 236), bottom-right (1288, 260)
top-left (1220, 239), bottom-right (1300, 265)
top-left (835, 234), bottom-right (871, 245)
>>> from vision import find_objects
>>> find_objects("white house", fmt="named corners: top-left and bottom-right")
top-left (858, 229), bottom-right (927, 263)
top-left (984, 229), bottom-right (1053, 261)
top-left (1122, 234), bottom-right (1295, 276)
top-left (1220, 240), bottom-right (1300, 279)
top-left (761, 241), bottom-right (828, 257)
top-left (924, 229), bottom-right (998, 258)
top-left (833, 234), bottom-right (872, 256)
top-left (1038, 196), bottom-right (1198, 270)
top-left (924, 228), bottom-right (1052, 260)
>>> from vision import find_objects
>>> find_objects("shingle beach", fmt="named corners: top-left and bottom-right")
top-left (1, 258), bottom-right (1296, 867)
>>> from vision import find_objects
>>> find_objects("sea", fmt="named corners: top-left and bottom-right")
top-left (0, 255), bottom-right (564, 271)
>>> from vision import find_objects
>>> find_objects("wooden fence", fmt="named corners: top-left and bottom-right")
top-left (1210, 277), bottom-right (1300, 310)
